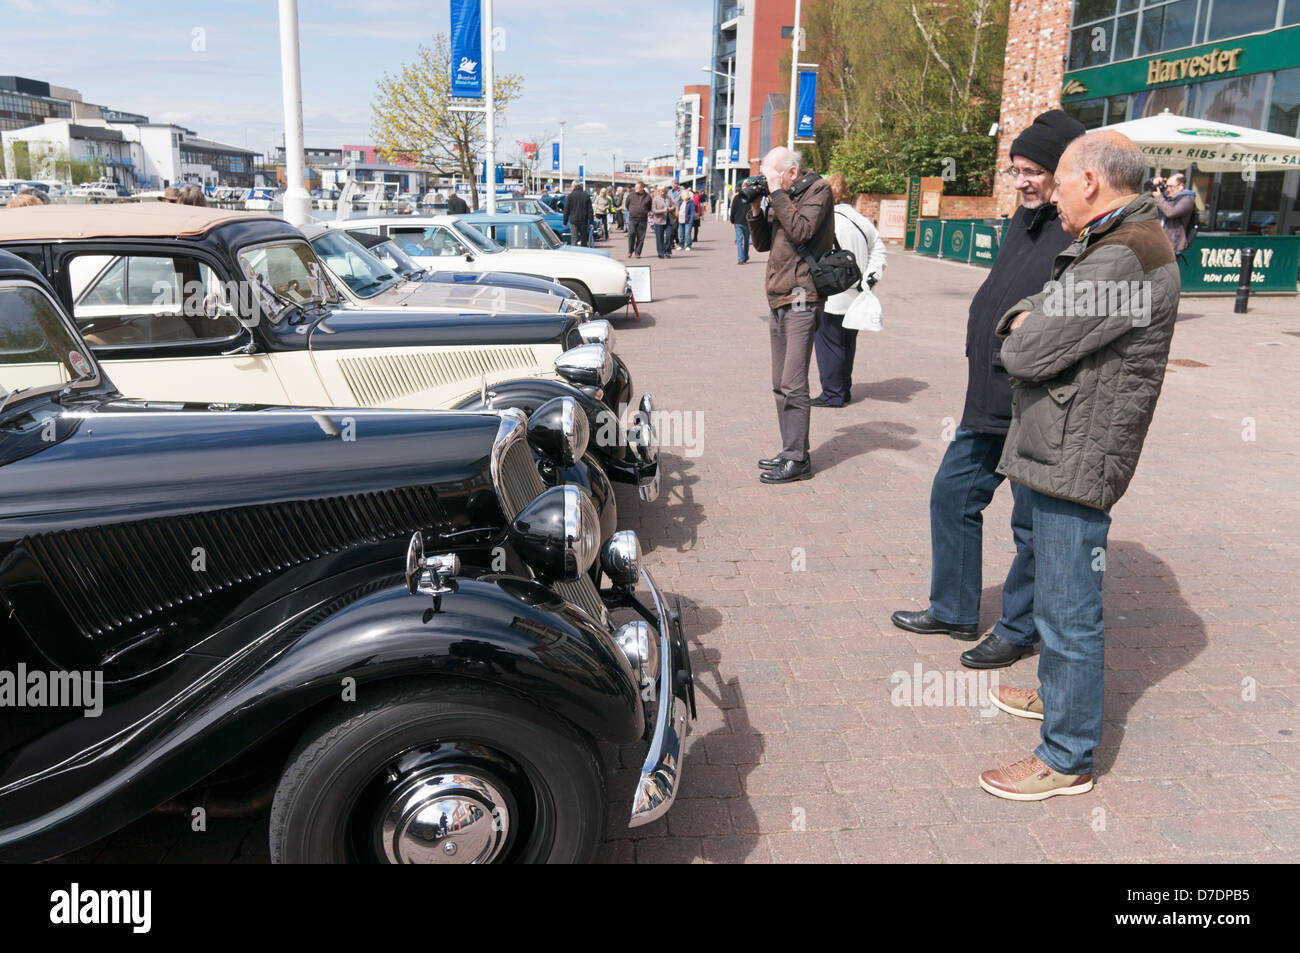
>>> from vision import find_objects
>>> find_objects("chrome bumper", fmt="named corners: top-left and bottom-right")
top-left (628, 567), bottom-right (692, 828)
top-left (630, 393), bottom-right (661, 503)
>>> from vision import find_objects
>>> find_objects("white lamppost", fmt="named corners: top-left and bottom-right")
top-left (558, 119), bottom-right (565, 194)
top-left (277, 0), bottom-right (311, 225)
top-left (701, 62), bottom-right (734, 220)
top-left (484, 0), bottom-right (496, 213)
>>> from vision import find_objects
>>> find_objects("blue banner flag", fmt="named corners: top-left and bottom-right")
top-left (728, 126), bottom-right (739, 163)
top-left (796, 71), bottom-right (817, 139)
top-left (696, 148), bottom-right (704, 174)
top-left (552, 142), bottom-right (560, 171)
top-left (578, 164), bottom-right (584, 183)
top-left (450, 0), bottom-right (483, 99)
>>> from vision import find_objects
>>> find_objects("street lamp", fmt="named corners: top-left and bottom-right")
top-left (557, 119), bottom-right (565, 194)
top-left (701, 63), bottom-right (734, 219)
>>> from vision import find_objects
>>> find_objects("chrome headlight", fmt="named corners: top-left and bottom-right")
top-left (615, 619), bottom-right (659, 696)
top-left (555, 343), bottom-right (612, 387)
top-left (508, 485), bottom-right (600, 582)
top-left (577, 319), bottom-right (614, 350)
top-left (599, 530), bottom-right (642, 587)
top-left (526, 396), bottom-right (589, 468)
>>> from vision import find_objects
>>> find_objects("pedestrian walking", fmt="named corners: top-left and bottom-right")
top-left (730, 188), bottom-right (750, 263)
top-left (651, 186), bottom-right (672, 258)
top-left (978, 130), bottom-right (1180, 801)
top-left (692, 189), bottom-right (703, 243)
top-left (626, 181), bottom-right (651, 257)
top-left (563, 181), bottom-right (592, 246)
top-left (748, 147), bottom-right (835, 484)
top-left (811, 172), bottom-right (886, 408)
top-left (594, 187), bottom-right (611, 238)
top-left (678, 187), bottom-right (695, 250)
top-left (891, 108), bottom-right (1085, 671)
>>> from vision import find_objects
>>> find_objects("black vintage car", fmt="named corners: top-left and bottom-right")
top-left (0, 250), bottom-right (691, 863)
top-left (0, 204), bottom-right (660, 505)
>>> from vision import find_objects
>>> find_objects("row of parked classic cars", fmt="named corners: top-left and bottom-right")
top-left (0, 202), bottom-right (691, 864)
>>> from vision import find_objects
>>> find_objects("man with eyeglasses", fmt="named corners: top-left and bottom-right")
top-left (891, 109), bottom-right (1084, 670)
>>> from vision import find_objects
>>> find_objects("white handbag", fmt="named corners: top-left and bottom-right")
top-left (842, 286), bottom-right (882, 332)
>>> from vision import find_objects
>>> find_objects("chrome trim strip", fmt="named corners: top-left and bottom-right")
top-left (489, 408), bottom-right (528, 518)
top-left (628, 567), bottom-right (690, 828)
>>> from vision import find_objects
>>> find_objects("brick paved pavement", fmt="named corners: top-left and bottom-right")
top-left (70, 223), bottom-right (1298, 863)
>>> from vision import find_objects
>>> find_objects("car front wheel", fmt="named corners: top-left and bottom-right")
top-left (269, 682), bottom-right (605, 863)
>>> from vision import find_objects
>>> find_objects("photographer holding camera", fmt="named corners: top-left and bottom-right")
top-left (1149, 173), bottom-right (1197, 255)
top-left (748, 147), bottom-right (835, 484)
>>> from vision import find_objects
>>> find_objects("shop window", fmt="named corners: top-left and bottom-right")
top-left (1268, 67), bottom-right (1300, 137)
top-left (1197, 74), bottom-right (1268, 128)
top-left (1132, 83), bottom-right (1190, 118)
top-left (1064, 97), bottom-right (1107, 129)
top-left (1139, 0), bottom-right (1198, 56)
top-left (1107, 93), bottom-right (1132, 124)
top-left (1074, 0), bottom-right (1118, 24)
top-left (1114, 12), bottom-right (1139, 59)
top-left (1212, 174), bottom-right (1247, 233)
top-left (1205, 0), bottom-right (1280, 40)
top-left (1249, 172), bottom-right (1285, 234)
top-left (1070, 25), bottom-right (1112, 69)
top-left (1286, 0), bottom-right (1300, 24)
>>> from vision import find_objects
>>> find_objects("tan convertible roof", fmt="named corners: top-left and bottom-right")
top-left (0, 203), bottom-right (279, 241)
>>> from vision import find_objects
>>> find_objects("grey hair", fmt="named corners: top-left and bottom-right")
top-left (1073, 133), bottom-right (1147, 193)
top-left (764, 146), bottom-right (802, 174)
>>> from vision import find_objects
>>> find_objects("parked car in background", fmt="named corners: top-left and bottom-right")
top-left (459, 212), bottom-right (612, 259)
top-left (0, 248), bottom-right (691, 864)
top-left (336, 214), bottom-right (632, 315)
top-left (499, 196), bottom-right (568, 241)
top-left (301, 223), bottom-right (592, 317)
top-left (0, 204), bottom-right (660, 504)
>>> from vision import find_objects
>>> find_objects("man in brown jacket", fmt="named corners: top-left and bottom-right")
top-left (748, 147), bottom-right (834, 484)
top-left (978, 131), bottom-right (1180, 801)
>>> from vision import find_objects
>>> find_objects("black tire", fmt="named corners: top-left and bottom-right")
top-left (558, 279), bottom-right (595, 310)
top-left (269, 681), bottom-right (605, 864)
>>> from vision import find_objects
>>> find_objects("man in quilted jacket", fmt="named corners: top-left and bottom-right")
top-left (979, 130), bottom-right (1179, 800)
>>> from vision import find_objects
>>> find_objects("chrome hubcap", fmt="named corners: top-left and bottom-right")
top-left (378, 772), bottom-right (510, 864)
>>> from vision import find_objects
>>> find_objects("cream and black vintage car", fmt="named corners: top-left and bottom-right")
top-left (0, 204), bottom-right (660, 503)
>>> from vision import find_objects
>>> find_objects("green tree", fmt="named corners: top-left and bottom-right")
top-left (370, 33), bottom-right (523, 210)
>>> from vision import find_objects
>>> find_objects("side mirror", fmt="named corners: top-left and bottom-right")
top-left (465, 253), bottom-right (474, 263)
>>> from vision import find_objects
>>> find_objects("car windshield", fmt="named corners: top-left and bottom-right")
top-left (0, 281), bottom-right (98, 406)
top-left (505, 199), bottom-right (548, 216)
top-left (453, 220), bottom-right (504, 254)
top-left (535, 219), bottom-right (563, 248)
top-left (236, 240), bottom-right (337, 322)
top-left (309, 231), bottom-right (401, 298)
top-left (366, 238), bottom-right (425, 278)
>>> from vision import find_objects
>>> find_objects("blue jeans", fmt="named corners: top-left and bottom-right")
top-left (928, 428), bottom-right (1035, 645)
top-left (1021, 485), bottom-right (1111, 776)
top-left (678, 222), bottom-right (692, 248)
top-left (734, 223), bottom-right (750, 262)
top-left (653, 223), bottom-right (670, 257)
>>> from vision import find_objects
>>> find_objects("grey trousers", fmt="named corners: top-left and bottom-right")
top-left (769, 301), bottom-right (822, 461)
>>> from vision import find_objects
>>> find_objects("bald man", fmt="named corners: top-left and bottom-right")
top-left (978, 130), bottom-right (1180, 801)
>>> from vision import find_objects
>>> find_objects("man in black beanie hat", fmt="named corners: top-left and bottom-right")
top-left (891, 108), bottom-right (1085, 669)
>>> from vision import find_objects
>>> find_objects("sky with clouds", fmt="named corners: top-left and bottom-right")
top-left (4, 0), bottom-right (714, 170)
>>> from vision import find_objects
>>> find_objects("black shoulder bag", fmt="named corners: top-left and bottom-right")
top-left (789, 185), bottom-right (862, 298)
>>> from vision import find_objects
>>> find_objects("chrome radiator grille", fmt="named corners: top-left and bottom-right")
top-left (554, 574), bottom-right (608, 627)
top-left (337, 346), bottom-right (540, 406)
top-left (26, 486), bottom-right (446, 638)
top-left (496, 436), bottom-right (546, 521)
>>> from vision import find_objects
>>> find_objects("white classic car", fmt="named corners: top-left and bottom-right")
top-left (332, 215), bottom-right (633, 315)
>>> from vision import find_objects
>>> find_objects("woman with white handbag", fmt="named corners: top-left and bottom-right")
top-left (812, 173), bottom-right (887, 407)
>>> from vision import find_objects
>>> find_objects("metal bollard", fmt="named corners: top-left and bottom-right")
top-left (1233, 247), bottom-right (1256, 314)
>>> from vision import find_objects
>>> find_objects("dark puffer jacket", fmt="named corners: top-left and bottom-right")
top-left (995, 193), bottom-right (1180, 511)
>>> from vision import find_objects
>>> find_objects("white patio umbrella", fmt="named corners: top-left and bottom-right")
top-left (1095, 109), bottom-right (1300, 173)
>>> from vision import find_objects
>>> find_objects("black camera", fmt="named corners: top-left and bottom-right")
top-left (737, 175), bottom-right (769, 203)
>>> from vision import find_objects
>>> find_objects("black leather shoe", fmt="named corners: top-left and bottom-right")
top-left (889, 609), bottom-right (979, 641)
top-left (759, 457), bottom-right (812, 483)
top-left (960, 633), bottom-right (1035, 669)
top-left (758, 455), bottom-right (783, 469)
top-left (811, 395), bottom-right (844, 408)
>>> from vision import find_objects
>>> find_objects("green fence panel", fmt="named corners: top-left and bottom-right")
top-left (970, 223), bottom-right (1000, 266)
top-left (916, 219), bottom-right (943, 256)
top-left (942, 220), bottom-right (975, 262)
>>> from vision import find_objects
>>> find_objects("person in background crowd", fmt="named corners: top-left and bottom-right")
top-left (563, 180), bottom-right (592, 246)
top-left (891, 108), bottom-right (1085, 671)
top-left (665, 182), bottom-right (680, 253)
top-left (651, 186), bottom-right (672, 258)
top-left (678, 186), bottom-right (696, 251)
top-left (162, 186), bottom-right (182, 204)
top-left (979, 130), bottom-right (1179, 800)
top-left (594, 187), bottom-right (611, 235)
top-left (1149, 172), bottom-right (1196, 256)
top-left (612, 186), bottom-right (625, 230)
top-left (811, 172), bottom-right (886, 408)
top-left (626, 181), bottom-right (651, 257)
top-left (749, 146), bottom-right (835, 485)
top-left (447, 191), bottom-right (470, 214)
top-left (730, 186), bottom-right (751, 264)
top-left (692, 189), bottom-right (703, 242)
top-left (179, 184), bottom-right (208, 207)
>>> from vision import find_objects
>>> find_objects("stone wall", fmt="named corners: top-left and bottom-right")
top-left (992, 0), bottom-right (1074, 216)
top-left (851, 193), bottom-right (999, 225)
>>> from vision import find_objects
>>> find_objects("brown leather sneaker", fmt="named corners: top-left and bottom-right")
top-left (979, 754), bottom-right (1093, 801)
top-left (989, 685), bottom-right (1044, 720)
